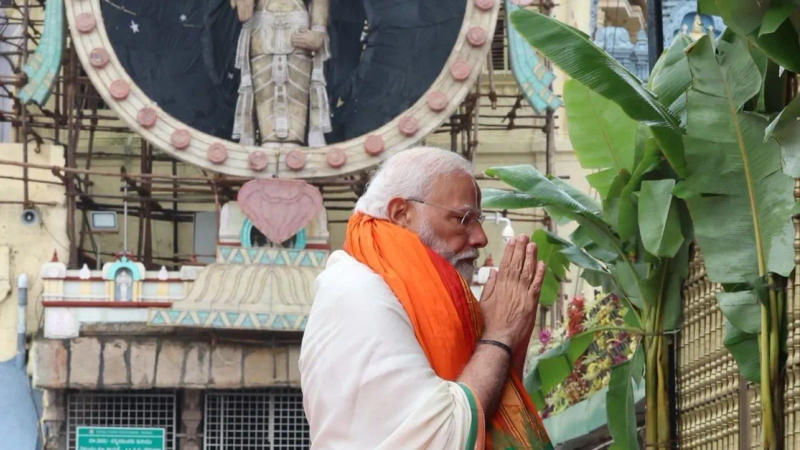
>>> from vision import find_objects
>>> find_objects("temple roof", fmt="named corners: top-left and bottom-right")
top-left (148, 261), bottom-right (322, 332)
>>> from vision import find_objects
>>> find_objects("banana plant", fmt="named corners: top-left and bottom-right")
top-left (504, 6), bottom-right (799, 449)
top-left (674, 32), bottom-right (796, 449)
top-left (484, 161), bottom-right (689, 449)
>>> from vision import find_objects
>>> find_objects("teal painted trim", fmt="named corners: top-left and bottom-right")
top-left (506, 0), bottom-right (562, 113)
top-left (105, 256), bottom-right (143, 280)
top-left (456, 383), bottom-right (479, 450)
top-left (240, 219), bottom-right (306, 249)
top-left (18, 0), bottom-right (63, 106)
top-left (294, 229), bottom-right (307, 249)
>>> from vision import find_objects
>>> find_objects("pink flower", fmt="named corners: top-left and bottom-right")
top-left (538, 328), bottom-right (552, 347)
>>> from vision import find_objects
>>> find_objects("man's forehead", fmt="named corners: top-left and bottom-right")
top-left (428, 172), bottom-right (480, 207)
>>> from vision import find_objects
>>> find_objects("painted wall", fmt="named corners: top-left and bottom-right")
top-left (0, 143), bottom-right (68, 361)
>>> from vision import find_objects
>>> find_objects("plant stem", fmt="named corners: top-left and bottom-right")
top-left (760, 300), bottom-right (775, 449)
top-left (645, 334), bottom-right (658, 448)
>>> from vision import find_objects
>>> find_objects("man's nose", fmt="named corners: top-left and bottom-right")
top-left (470, 223), bottom-right (489, 248)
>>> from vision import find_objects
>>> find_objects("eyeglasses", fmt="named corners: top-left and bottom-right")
top-left (406, 198), bottom-right (486, 227)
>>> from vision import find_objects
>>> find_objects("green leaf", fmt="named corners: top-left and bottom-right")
top-left (648, 34), bottom-right (693, 109)
top-left (719, 290), bottom-right (761, 334)
top-left (638, 179), bottom-right (684, 257)
top-left (661, 241), bottom-right (690, 331)
top-left (587, 168), bottom-right (619, 198)
top-left (723, 318), bottom-right (761, 382)
top-left (630, 344), bottom-right (645, 385)
top-left (486, 165), bottom-right (628, 266)
top-left (524, 332), bottom-right (594, 398)
top-left (538, 229), bottom-right (606, 271)
top-left (607, 360), bottom-right (638, 450)
top-left (713, 0), bottom-right (767, 35)
top-left (697, 0), bottom-right (721, 15)
top-left (611, 261), bottom-right (644, 310)
top-left (713, 0), bottom-right (800, 72)
top-left (531, 229), bottom-right (570, 306)
top-left (550, 176), bottom-right (602, 215)
top-left (765, 95), bottom-right (800, 177)
top-left (564, 79), bottom-right (636, 173)
top-left (509, 9), bottom-right (679, 129)
top-left (760, 1), bottom-right (797, 37)
top-left (481, 187), bottom-right (542, 210)
top-left (679, 34), bottom-right (795, 282)
top-left (485, 166), bottom-right (595, 216)
top-left (749, 19), bottom-right (800, 73)
top-left (602, 171), bottom-right (633, 239)
top-left (650, 125), bottom-right (687, 177)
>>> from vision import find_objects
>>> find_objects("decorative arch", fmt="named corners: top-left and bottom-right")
top-left (64, 0), bottom-right (500, 179)
top-left (103, 256), bottom-right (144, 281)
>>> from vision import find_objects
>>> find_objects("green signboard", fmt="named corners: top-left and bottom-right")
top-left (76, 427), bottom-right (165, 450)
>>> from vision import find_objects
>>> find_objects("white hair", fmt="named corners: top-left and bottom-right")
top-left (355, 146), bottom-right (474, 219)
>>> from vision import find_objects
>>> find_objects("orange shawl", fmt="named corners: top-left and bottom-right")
top-left (345, 213), bottom-right (552, 449)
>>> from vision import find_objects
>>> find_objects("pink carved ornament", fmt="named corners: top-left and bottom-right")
top-left (326, 147), bottom-right (347, 168)
top-left (89, 48), bottom-right (110, 68)
top-left (364, 135), bottom-right (384, 155)
top-left (109, 80), bottom-right (130, 100)
top-left (398, 116), bottom-right (419, 136)
top-left (474, 0), bottom-right (495, 10)
top-left (170, 129), bottom-right (191, 150)
top-left (427, 91), bottom-right (449, 111)
top-left (248, 150), bottom-right (269, 171)
top-left (450, 60), bottom-right (472, 81)
top-left (466, 27), bottom-right (487, 46)
top-left (237, 179), bottom-right (323, 244)
top-left (75, 13), bottom-right (96, 33)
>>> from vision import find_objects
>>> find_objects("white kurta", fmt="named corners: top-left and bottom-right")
top-left (299, 250), bottom-right (480, 449)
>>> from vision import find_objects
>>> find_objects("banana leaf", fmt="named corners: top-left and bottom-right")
top-left (765, 95), bottom-right (800, 177)
top-left (484, 166), bottom-right (626, 264)
top-left (638, 179), bottom-right (684, 258)
top-left (509, 9), bottom-right (687, 177)
top-left (677, 35), bottom-right (795, 283)
top-left (648, 34), bottom-right (693, 112)
top-left (524, 331), bottom-right (595, 409)
top-left (709, 0), bottom-right (800, 72)
top-left (677, 33), bottom-right (794, 386)
top-left (531, 229), bottom-right (570, 307)
top-left (607, 356), bottom-right (640, 450)
top-left (509, 9), bottom-right (678, 129)
top-left (564, 79), bottom-right (636, 177)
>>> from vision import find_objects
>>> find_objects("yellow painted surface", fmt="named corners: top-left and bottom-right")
top-left (0, 143), bottom-right (68, 361)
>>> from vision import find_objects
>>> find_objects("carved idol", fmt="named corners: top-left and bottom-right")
top-left (114, 269), bottom-right (133, 302)
top-left (231, 0), bottom-right (332, 148)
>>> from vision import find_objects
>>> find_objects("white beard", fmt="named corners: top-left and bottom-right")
top-left (415, 222), bottom-right (478, 283)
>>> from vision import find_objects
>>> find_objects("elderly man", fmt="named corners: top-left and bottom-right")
top-left (299, 147), bottom-right (552, 449)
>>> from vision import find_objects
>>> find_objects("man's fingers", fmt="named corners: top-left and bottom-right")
top-left (529, 261), bottom-right (546, 301)
top-left (520, 243), bottom-right (535, 282)
top-left (480, 269), bottom-right (498, 302)
top-left (497, 236), bottom-right (517, 274)
top-left (508, 235), bottom-right (529, 279)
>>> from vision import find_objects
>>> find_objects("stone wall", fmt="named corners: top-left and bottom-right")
top-left (0, 143), bottom-right (68, 362)
top-left (31, 336), bottom-right (301, 390)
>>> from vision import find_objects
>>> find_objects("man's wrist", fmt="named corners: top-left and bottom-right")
top-left (478, 338), bottom-right (513, 358)
top-left (481, 331), bottom-right (513, 346)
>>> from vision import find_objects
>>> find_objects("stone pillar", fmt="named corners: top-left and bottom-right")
top-left (179, 389), bottom-right (203, 450)
top-left (41, 389), bottom-right (65, 450)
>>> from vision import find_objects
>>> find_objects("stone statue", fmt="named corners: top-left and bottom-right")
top-left (115, 269), bottom-right (133, 301)
top-left (231, 0), bottom-right (332, 148)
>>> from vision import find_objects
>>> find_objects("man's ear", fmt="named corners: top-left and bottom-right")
top-left (386, 197), bottom-right (413, 227)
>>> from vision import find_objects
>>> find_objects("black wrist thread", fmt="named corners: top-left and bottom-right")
top-left (478, 339), bottom-right (512, 358)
